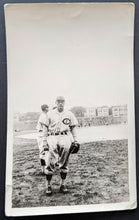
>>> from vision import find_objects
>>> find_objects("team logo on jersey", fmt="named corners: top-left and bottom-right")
top-left (62, 118), bottom-right (71, 125)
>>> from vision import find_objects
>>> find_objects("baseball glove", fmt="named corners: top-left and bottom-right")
top-left (70, 141), bottom-right (80, 154)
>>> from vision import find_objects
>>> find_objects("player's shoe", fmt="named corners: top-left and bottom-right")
top-left (46, 185), bottom-right (52, 196)
top-left (59, 184), bottom-right (68, 194)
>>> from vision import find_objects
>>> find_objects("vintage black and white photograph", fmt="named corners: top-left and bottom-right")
top-left (5, 3), bottom-right (136, 216)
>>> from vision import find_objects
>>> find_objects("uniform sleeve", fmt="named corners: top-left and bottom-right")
top-left (36, 120), bottom-right (41, 131)
top-left (36, 115), bottom-right (41, 131)
top-left (70, 112), bottom-right (78, 127)
top-left (36, 113), bottom-right (49, 131)
top-left (39, 114), bottom-right (49, 127)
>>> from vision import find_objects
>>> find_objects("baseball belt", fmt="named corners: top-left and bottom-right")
top-left (48, 131), bottom-right (68, 136)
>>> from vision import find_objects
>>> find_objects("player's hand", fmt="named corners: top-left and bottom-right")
top-left (70, 141), bottom-right (80, 154)
top-left (43, 144), bottom-right (49, 151)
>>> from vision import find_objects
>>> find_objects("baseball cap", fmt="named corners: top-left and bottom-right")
top-left (56, 96), bottom-right (65, 102)
top-left (41, 104), bottom-right (49, 111)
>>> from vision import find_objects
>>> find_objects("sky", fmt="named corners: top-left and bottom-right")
top-left (5, 3), bottom-right (134, 113)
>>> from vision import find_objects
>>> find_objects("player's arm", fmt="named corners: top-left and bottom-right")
top-left (70, 125), bottom-right (80, 154)
top-left (42, 124), bottom-right (48, 136)
top-left (70, 125), bottom-right (78, 142)
top-left (42, 124), bottom-right (49, 149)
top-left (40, 115), bottom-right (49, 148)
top-left (36, 115), bottom-right (42, 132)
top-left (69, 111), bottom-right (78, 142)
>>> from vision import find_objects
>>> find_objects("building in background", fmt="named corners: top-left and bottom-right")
top-left (13, 105), bottom-right (128, 131)
top-left (84, 107), bottom-right (96, 118)
top-left (111, 105), bottom-right (127, 124)
top-left (111, 105), bottom-right (127, 117)
top-left (96, 106), bottom-right (109, 117)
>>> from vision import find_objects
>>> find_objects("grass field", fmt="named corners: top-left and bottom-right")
top-left (12, 137), bottom-right (129, 208)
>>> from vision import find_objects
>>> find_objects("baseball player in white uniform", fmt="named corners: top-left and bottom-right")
top-left (36, 104), bottom-right (49, 174)
top-left (43, 96), bottom-right (78, 195)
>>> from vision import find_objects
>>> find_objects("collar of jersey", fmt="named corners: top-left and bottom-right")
top-left (55, 109), bottom-right (64, 114)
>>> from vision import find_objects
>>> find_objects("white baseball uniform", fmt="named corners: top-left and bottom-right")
top-left (36, 112), bottom-right (49, 161)
top-left (45, 108), bottom-right (78, 175)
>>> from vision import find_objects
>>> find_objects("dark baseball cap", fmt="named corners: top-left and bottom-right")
top-left (56, 96), bottom-right (65, 101)
top-left (41, 104), bottom-right (49, 111)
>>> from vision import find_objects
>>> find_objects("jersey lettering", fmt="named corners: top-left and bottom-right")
top-left (62, 118), bottom-right (71, 125)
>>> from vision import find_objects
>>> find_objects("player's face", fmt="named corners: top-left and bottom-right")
top-left (56, 100), bottom-right (65, 112)
top-left (43, 107), bottom-right (49, 113)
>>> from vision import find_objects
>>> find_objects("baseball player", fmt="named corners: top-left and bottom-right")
top-left (36, 104), bottom-right (49, 174)
top-left (43, 96), bottom-right (79, 195)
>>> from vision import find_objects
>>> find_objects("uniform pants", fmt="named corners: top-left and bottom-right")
top-left (37, 133), bottom-right (49, 165)
top-left (45, 135), bottom-right (72, 175)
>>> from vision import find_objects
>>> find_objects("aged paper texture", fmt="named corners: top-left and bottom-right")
top-left (4, 2), bottom-right (136, 216)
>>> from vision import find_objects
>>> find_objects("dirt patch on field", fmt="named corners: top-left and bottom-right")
top-left (12, 138), bottom-right (129, 208)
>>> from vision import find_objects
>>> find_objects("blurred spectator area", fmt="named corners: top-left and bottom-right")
top-left (13, 105), bottom-right (127, 131)
top-left (13, 112), bottom-right (40, 131)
